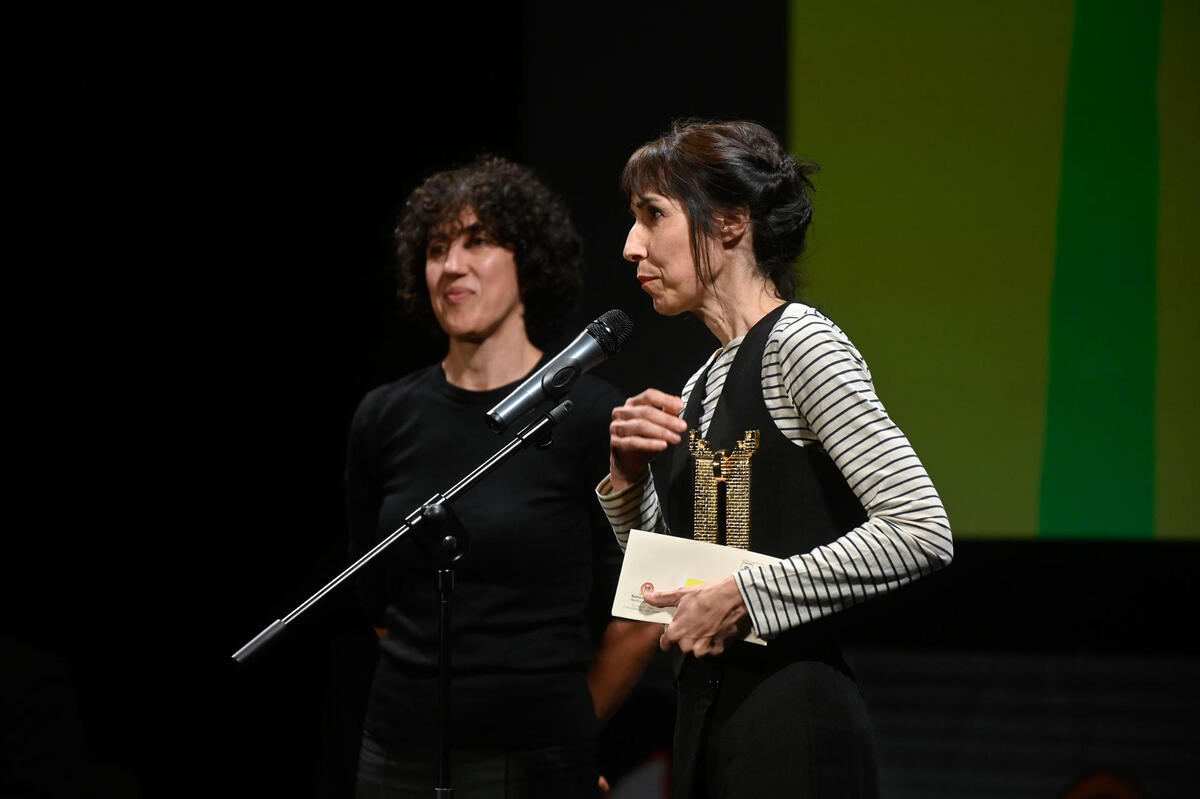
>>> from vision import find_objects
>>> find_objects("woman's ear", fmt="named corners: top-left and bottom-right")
top-left (716, 209), bottom-right (749, 245)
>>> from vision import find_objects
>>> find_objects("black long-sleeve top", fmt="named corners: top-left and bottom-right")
top-left (345, 360), bottom-right (624, 748)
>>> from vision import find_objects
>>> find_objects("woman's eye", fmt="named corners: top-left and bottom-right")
top-left (427, 244), bottom-right (447, 259)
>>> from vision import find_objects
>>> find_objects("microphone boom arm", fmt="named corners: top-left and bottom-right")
top-left (230, 399), bottom-right (576, 664)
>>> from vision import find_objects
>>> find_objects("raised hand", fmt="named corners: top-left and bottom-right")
top-left (608, 388), bottom-right (687, 491)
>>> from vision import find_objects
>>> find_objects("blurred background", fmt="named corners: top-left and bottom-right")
top-left (4, 1), bottom-right (1197, 797)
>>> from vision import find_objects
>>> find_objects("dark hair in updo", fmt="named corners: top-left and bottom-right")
top-left (393, 154), bottom-right (584, 348)
top-left (620, 118), bottom-right (819, 300)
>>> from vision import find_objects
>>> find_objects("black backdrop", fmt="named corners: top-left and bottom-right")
top-left (5, 5), bottom-right (1196, 799)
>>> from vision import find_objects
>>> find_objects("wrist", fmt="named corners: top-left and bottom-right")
top-left (717, 576), bottom-right (749, 619)
top-left (608, 457), bottom-right (648, 494)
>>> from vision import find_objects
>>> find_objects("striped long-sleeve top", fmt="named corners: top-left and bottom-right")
top-left (597, 302), bottom-right (953, 639)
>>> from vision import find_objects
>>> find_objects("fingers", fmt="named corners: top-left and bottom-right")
top-left (641, 588), bottom-right (683, 608)
top-left (613, 392), bottom-right (688, 436)
top-left (608, 389), bottom-right (688, 488)
top-left (652, 578), bottom-right (748, 658)
top-left (610, 416), bottom-right (684, 445)
top-left (610, 397), bottom-right (688, 450)
top-left (659, 628), bottom-right (728, 657)
top-left (627, 388), bottom-right (685, 415)
top-left (658, 630), bottom-right (724, 657)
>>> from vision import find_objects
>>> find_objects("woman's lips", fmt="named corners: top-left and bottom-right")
top-left (637, 276), bottom-right (657, 286)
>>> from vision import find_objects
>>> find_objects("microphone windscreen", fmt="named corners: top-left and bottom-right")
top-left (588, 309), bottom-right (634, 354)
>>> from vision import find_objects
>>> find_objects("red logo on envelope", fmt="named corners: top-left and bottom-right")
top-left (640, 582), bottom-right (654, 595)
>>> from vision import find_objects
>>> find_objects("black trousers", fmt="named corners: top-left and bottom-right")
top-left (355, 731), bottom-right (601, 799)
top-left (672, 648), bottom-right (879, 799)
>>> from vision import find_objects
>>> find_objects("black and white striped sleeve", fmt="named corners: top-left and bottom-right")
top-left (733, 308), bottom-right (954, 638)
top-left (595, 470), bottom-right (665, 549)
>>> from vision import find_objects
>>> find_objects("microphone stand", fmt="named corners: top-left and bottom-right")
top-left (424, 501), bottom-right (467, 798)
top-left (231, 398), bottom-right (575, 797)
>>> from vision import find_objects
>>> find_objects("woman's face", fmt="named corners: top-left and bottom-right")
top-left (425, 208), bottom-right (525, 343)
top-left (623, 191), bottom-right (705, 316)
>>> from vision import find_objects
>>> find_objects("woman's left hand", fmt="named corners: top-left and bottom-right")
top-left (642, 576), bottom-right (751, 657)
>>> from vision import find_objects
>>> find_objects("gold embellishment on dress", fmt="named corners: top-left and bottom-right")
top-left (689, 429), bottom-right (758, 549)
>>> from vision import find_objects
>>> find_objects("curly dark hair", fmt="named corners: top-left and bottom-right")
top-left (393, 155), bottom-right (584, 348)
top-left (621, 118), bottom-right (819, 301)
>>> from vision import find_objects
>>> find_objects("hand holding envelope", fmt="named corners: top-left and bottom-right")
top-left (643, 575), bottom-right (752, 656)
top-left (612, 529), bottom-right (784, 649)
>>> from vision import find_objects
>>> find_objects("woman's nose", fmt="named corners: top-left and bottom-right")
top-left (443, 241), bottom-right (469, 274)
top-left (623, 224), bottom-right (646, 263)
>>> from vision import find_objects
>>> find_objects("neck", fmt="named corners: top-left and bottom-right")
top-left (691, 251), bottom-right (786, 346)
top-left (442, 327), bottom-right (542, 391)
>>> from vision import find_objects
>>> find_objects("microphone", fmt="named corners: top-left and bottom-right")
top-left (486, 309), bottom-right (634, 432)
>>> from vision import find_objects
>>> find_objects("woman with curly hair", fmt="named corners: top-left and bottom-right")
top-left (347, 155), bottom-right (658, 798)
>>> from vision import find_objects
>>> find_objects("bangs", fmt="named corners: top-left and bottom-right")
top-left (620, 140), bottom-right (680, 205)
top-left (405, 177), bottom-right (469, 249)
top-left (424, 202), bottom-right (469, 240)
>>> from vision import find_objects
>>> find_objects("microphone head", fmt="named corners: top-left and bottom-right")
top-left (587, 309), bottom-right (634, 355)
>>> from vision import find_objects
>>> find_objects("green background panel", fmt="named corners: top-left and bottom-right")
top-left (1038, 0), bottom-right (1159, 539)
top-left (788, 0), bottom-right (1074, 537)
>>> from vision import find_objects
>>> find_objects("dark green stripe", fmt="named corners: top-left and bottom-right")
top-left (1040, 0), bottom-right (1159, 538)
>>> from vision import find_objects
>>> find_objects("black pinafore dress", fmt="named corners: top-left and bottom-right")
top-left (652, 304), bottom-right (880, 799)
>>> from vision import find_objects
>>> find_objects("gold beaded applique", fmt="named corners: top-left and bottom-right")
top-left (688, 429), bottom-right (759, 549)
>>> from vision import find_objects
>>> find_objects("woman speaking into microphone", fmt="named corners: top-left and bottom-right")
top-left (597, 119), bottom-right (954, 799)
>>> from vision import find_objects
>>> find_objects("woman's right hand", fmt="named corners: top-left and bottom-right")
top-left (608, 388), bottom-right (687, 492)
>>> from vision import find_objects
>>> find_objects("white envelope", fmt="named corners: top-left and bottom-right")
top-left (612, 528), bottom-right (783, 646)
